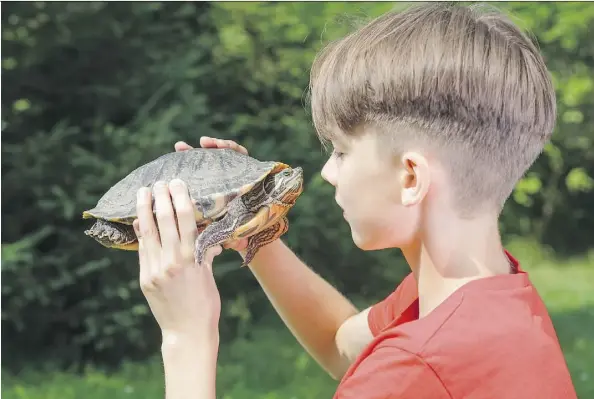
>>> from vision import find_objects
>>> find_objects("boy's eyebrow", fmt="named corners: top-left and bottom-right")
top-left (331, 132), bottom-right (350, 147)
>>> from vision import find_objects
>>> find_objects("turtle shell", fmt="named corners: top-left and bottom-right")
top-left (82, 148), bottom-right (288, 225)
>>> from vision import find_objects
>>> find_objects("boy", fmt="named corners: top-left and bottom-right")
top-left (136, 3), bottom-right (577, 398)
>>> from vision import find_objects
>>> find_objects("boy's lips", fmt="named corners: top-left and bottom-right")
top-left (335, 197), bottom-right (343, 209)
top-left (335, 198), bottom-right (347, 218)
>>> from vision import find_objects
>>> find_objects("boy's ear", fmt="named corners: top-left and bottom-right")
top-left (400, 151), bottom-right (430, 206)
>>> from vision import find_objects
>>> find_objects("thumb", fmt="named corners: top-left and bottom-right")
top-left (202, 245), bottom-right (223, 271)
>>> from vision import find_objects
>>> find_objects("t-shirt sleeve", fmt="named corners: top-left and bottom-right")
top-left (334, 346), bottom-right (450, 399)
top-left (367, 272), bottom-right (418, 336)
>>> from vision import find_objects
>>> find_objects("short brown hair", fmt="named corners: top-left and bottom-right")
top-left (308, 2), bottom-right (556, 214)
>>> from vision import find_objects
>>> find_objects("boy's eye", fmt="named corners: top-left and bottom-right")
top-left (333, 150), bottom-right (345, 159)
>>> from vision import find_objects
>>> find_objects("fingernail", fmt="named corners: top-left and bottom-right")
top-left (137, 187), bottom-right (149, 202)
top-left (153, 181), bottom-right (166, 191)
top-left (169, 178), bottom-right (184, 189)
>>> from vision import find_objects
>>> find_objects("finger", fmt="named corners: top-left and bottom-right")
top-left (134, 219), bottom-right (150, 285)
top-left (200, 136), bottom-right (219, 148)
top-left (200, 137), bottom-right (249, 155)
top-left (136, 187), bottom-right (161, 285)
top-left (135, 220), bottom-right (157, 292)
top-left (153, 181), bottom-right (180, 265)
top-left (214, 138), bottom-right (228, 149)
top-left (225, 140), bottom-right (249, 156)
top-left (174, 141), bottom-right (193, 152)
top-left (169, 178), bottom-right (198, 263)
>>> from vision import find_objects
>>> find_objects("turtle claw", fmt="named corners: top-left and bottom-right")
top-left (194, 246), bottom-right (205, 267)
top-left (193, 239), bottom-right (204, 266)
top-left (241, 249), bottom-right (257, 267)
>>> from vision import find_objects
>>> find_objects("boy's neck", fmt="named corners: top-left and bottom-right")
top-left (402, 211), bottom-right (512, 318)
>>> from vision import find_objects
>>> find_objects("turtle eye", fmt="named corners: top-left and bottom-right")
top-left (283, 169), bottom-right (291, 176)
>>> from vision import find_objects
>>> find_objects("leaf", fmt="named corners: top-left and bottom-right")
top-left (13, 98), bottom-right (31, 112)
top-left (566, 168), bottom-right (594, 193)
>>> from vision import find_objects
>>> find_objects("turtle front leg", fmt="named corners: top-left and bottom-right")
top-left (194, 198), bottom-right (250, 265)
top-left (194, 214), bottom-right (240, 265)
top-left (242, 217), bottom-right (289, 266)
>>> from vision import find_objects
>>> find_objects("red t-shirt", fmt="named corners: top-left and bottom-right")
top-left (333, 251), bottom-right (577, 398)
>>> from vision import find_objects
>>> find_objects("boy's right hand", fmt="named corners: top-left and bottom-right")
top-left (174, 137), bottom-right (250, 253)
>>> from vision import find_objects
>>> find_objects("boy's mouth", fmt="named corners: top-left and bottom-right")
top-left (335, 197), bottom-right (343, 209)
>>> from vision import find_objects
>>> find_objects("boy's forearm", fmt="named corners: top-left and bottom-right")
top-left (161, 335), bottom-right (219, 399)
top-left (245, 239), bottom-right (359, 379)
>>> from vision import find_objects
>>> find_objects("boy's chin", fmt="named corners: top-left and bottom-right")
top-left (350, 226), bottom-right (403, 251)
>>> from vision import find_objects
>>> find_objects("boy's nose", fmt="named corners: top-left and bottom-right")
top-left (321, 159), bottom-right (337, 187)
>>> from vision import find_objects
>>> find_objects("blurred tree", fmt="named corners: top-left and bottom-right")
top-left (500, 2), bottom-right (594, 254)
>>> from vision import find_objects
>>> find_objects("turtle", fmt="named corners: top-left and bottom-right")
top-left (82, 147), bottom-right (304, 266)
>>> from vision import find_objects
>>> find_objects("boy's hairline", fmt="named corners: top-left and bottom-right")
top-left (318, 120), bottom-right (433, 159)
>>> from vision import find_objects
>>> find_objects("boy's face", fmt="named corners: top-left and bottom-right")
top-left (321, 132), bottom-right (422, 250)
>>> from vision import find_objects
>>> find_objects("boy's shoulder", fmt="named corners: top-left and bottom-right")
top-left (335, 265), bottom-right (577, 398)
top-left (390, 270), bottom-right (566, 365)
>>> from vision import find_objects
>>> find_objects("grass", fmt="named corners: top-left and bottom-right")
top-left (3, 242), bottom-right (593, 399)
top-left (1, 326), bottom-right (337, 399)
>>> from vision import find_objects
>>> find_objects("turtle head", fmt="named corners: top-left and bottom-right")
top-left (270, 167), bottom-right (304, 205)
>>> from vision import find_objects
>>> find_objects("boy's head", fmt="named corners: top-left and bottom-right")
top-left (310, 3), bottom-right (556, 250)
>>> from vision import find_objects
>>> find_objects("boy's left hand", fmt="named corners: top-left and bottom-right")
top-left (134, 178), bottom-right (222, 344)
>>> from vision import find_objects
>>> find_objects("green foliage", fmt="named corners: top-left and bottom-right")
top-left (2, 250), bottom-right (593, 398)
top-left (499, 2), bottom-right (594, 251)
top-left (1, 0), bottom-right (593, 373)
top-left (2, 1), bottom-right (222, 368)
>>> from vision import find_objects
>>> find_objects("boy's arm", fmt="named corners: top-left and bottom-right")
top-left (335, 307), bottom-right (374, 364)
top-left (161, 337), bottom-right (219, 399)
top-left (246, 239), bottom-right (374, 380)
